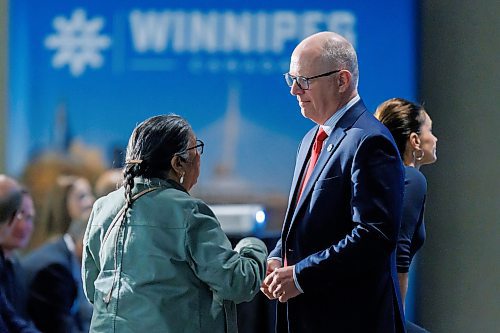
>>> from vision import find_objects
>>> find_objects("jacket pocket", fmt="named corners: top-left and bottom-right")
top-left (313, 175), bottom-right (342, 190)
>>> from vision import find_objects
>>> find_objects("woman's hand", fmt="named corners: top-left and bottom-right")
top-left (260, 259), bottom-right (282, 299)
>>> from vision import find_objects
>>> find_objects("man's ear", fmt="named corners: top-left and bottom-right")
top-left (409, 132), bottom-right (421, 150)
top-left (338, 70), bottom-right (351, 93)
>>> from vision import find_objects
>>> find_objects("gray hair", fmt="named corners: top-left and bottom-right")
top-left (321, 38), bottom-right (359, 89)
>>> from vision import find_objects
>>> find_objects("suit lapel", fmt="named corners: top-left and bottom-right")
top-left (286, 127), bottom-right (346, 238)
top-left (285, 100), bottom-right (368, 239)
top-left (281, 128), bottom-right (316, 232)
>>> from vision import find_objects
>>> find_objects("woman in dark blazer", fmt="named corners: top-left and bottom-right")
top-left (376, 98), bottom-right (438, 333)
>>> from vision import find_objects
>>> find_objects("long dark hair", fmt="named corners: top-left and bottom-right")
top-left (122, 114), bottom-right (192, 206)
top-left (30, 175), bottom-right (75, 248)
top-left (374, 98), bottom-right (427, 158)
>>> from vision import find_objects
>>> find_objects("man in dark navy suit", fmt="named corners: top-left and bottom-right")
top-left (261, 32), bottom-right (406, 332)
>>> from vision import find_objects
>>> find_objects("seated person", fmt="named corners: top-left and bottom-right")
top-left (0, 174), bottom-right (39, 332)
top-left (0, 188), bottom-right (35, 318)
top-left (22, 175), bottom-right (95, 333)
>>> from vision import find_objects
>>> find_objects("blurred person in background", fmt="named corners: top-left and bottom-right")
top-left (94, 168), bottom-right (123, 198)
top-left (22, 175), bottom-right (95, 333)
top-left (375, 97), bottom-right (438, 333)
top-left (83, 114), bottom-right (267, 333)
top-left (30, 175), bottom-right (95, 247)
top-left (0, 188), bottom-right (35, 318)
top-left (0, 175), bottom-right (39, 332)
top-left (261, 32), bottom-right (405, 333)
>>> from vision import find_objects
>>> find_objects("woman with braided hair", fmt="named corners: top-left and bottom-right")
top-left (82, 114), bottom-right (268, 333)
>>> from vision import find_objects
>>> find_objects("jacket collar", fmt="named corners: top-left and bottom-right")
top-left (132, 177), bottom-right (187, 194)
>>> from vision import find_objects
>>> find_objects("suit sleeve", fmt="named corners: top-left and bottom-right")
top-left (269, 138), bottom-right (304, 261)
top-left (27, 264), bottom-right (77, 333)
top-left (1, 290), bottom-right (40, 333)
top-left (295, 135), bottom-right (404, 291)
top-left (397, 168), bottom-right (427, 273)
top-left (268, 237), bottom-right (282, 259)
top-left (185, 200), bottom-right (268, 304)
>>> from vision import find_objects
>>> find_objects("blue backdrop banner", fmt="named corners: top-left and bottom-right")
top-left (8, 0), bottom-right (418, 194)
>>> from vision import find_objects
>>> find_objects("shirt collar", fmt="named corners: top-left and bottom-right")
top-left (321, 94), bottom-right (360, 136)
top-left (63, 233), bottom-right (76, 254)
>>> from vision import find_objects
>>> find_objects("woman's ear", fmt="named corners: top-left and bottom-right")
top-left (170, 155), bottom-right (184, 175)
top-left (409, 132), bottom-right (421, 150)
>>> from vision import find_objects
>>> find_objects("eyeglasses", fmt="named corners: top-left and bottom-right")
top-left (185, 139), bottom-right (204, 155)
top-left (9, 210), bottom-right (34, 225)
top-left (284, 70), bottom-right (341, 90)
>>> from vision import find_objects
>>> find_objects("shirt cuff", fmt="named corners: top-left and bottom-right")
top-left (293, 266), bottom-right (304, 294)
top-left (268, 257), bottom-right (283, 265)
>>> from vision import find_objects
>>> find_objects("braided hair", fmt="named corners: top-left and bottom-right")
top-left (374, 98), bottom-right (427, 159)
top-left (123, 114), bottom-right (192, 208)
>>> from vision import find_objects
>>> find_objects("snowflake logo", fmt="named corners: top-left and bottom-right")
top-left (45, 8), bottom-right (111, 77)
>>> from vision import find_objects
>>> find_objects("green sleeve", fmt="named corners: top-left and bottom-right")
top-left (185, 201), bottom-right (267, 303)
top-left (82, 204), bottom-right (99, 304)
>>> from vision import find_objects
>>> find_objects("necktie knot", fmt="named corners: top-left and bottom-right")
top-left (313, 128), bottom-right (328, 153)
top-left (316, 128), bottom-right (328, 143)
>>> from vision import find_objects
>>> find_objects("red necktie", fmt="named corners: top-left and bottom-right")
top-left (298, 128), bottom-right (328, 200)
top-left (284, 128), bottom-right (328, 267)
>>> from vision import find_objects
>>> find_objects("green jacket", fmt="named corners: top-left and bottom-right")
top-left (82, 177), bottom-right (267, 333)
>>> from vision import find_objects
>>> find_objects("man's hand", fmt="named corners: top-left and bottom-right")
top-left (260, 259), bottom-right (282, 299)
top-left (261, 264), bottom-right (301, 302)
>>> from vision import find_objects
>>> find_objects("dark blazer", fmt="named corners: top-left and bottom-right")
top-left (269, 100), bottom-right (406, 333)
top-left (1, 254), bottom-right (29, 318)
top-left (0, 249), bottom-right (39, 333)
top-left (22, 237), bottom-right (86, 333)
top-left (397, 166), bottom-right (427, 274)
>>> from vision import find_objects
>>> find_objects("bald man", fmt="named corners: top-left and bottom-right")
top-left (261, 32), bottom-right (406, 332)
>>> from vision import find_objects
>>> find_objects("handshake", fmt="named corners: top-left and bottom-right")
top-left (259, 259), bottom-right (301, 303)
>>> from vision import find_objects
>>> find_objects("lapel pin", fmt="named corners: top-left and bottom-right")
top-left (327, 144), bottom-right (334, 152)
